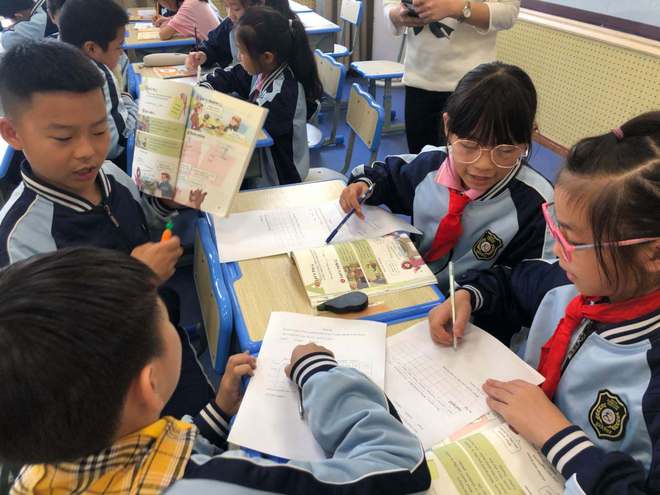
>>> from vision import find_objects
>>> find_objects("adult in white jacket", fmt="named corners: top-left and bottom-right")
top-left (383, 0), bottom-right (520, 153)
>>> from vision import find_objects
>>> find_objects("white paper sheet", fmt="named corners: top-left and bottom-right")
top-left (385, 321), bottom-right (544, 450)
top-left (214, 200), bottom-right (421, 262)
top-left (228, 312), bottom-right (387, 460)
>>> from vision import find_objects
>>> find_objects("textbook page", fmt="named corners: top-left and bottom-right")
top-left (173, 86), bottom-right (267, 216)
top-left (385, 321), bottom-right (544, 450)
top-left (215, 200), bottom-right (422, 262)
top-left (228, 312), bottom-right (387, 461)
top-left (292, 233), bottom-right (436, 305)
top-left (426, 416), bottom-right (564, 495)
top-left (132, 78), bottom-right (192, 200)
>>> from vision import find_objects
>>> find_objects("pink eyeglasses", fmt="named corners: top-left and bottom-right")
top-left (542, 202), bottom-right (659, 262)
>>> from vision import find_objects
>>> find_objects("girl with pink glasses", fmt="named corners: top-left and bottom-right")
top-left (429, 111), bottom-right (660, 494)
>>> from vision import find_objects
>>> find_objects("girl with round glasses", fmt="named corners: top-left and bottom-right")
top-left (341, 62), bottom-right (554, 289)
top-left (429, 111), bottom-right (660, 493)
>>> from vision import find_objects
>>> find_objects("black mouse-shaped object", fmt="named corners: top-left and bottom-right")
top-left (317, 292), bottom-right (369, 314)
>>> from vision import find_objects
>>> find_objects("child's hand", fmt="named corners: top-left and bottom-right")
top-left (216, 352), bottom-right (257, 416)
top-left (482, 379), bottom-right (572, 447)
top-left (186, 51), bottom-right (207, 70)
top-left (131, 237), bottom-right (183, 283)
top-left (339, 182), bottom-right (370, 220)
top-left (284, 343), bottom-right (335, 378)
top-left (189, 189), bottom-right (207, 209)
top-left (428, 289), bottom-right (471, 346)
top-left (153, 15), bottom-right (168, 27)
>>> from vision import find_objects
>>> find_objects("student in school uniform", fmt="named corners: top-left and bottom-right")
top-left (58, 0), bottom-right (137, 172)
top-left (201, 6), bottom-right (322, 187)
top-left (185, 0), bottom-right (259, 71)
top-left (341, 62), bottom-right (554, 290)
top-left (429, 112), bottom-right (660, 493)
top-left (0, 247), bottom-right (431, 494)
top-left (185, 0), bottom-right (295, 71)
top-left (0, 0), bottom-right (57, 50)
top-left (0, 40), bottom-right (213, 418)
top-left (154, 0), bottom-right (220, 40)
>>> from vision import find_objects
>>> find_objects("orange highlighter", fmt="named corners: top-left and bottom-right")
top-left (160, 221), bottom-right (174, 242)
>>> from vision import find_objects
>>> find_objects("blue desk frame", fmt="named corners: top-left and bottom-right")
top-left (205, 213), bottom-right (445, 354)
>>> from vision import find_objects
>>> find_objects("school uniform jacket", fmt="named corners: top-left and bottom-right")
top-left (201, 63), bottom-right (310, 186)
top-left (348, 146), bottom-right (555, 288)
top-left (94, 61), bottom-right (139, 160)
top-left (0, 7), bottom-right (48, 50)
top-left (199, 17), bottom-right (238, 69)
top-left (458, 259), bottom-right (660, 494)
top-left (168, 359), bottom-right (430, 494)
top-left (0, 161), bottom-right (174, 267)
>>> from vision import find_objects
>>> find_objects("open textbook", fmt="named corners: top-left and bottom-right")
top-left (426, 414), bottom-right (564, 495)
top-left (214, 201), bottom-right (422, 262)
top-left (385, 321), bottom-right (545, 451)
top-left (132, 78), bottom-right (267, 216)
top-left (292, 233), bottom-right (436, 306)
top-left (228, 312), bottom-right (386, 460)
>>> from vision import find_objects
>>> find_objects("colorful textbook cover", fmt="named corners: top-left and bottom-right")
top-left (291, 233), bottom-right (437, 306)
top-left (132, 78), bottom-right (267, 216)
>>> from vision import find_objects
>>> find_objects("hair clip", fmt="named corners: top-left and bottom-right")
top-left (612, 127), bottom-right (624, 141)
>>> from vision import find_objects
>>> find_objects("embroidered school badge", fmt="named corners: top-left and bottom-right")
top-left (589, 390), bottom-right (629, 440)
top-left (472, 230), bottom-right (503, 260)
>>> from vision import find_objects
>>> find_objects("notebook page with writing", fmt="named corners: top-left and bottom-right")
top-left (228, 312), bottom-right (386, 460)
top-left (385, 320), bottom-right (544, 450)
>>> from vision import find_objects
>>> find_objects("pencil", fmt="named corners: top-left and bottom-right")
top-left (449, 261), bottom-right (457, 351)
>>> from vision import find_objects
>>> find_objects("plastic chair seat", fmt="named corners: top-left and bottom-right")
top-left (307, 123), bottom-right (324, 149)
top-left (350, 60), bottom-right (404, 80)
top-left (330, 43), bottom-right (350, 58)
top-left (304, 167), bottom-right (348, 183)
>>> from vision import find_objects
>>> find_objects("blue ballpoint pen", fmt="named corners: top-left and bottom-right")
top-left (325, 184), bottom-right (374, 244)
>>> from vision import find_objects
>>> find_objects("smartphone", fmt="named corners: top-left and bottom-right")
top-left (401, 0), bottom-right (419, 17)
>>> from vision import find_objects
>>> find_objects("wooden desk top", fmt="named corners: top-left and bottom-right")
top-left (225, 180), bottom-right (441, 343)
top-left (125, 23), bottom-right (194, 49)
top-left (387, 317), bottom-right (425, 338)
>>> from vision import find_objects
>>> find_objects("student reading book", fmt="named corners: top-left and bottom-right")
top-left (132, 77), bottom-right (267, 216)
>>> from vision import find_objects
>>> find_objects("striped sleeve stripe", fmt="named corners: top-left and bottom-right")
top-left (543, 426), bottom-right (595, 475)
top-left (196, 402), bottom-right (231, 443)
top-left (289, 352), bottom-right (337, 388)
top-left (459, 285), bottom-right (483, 311)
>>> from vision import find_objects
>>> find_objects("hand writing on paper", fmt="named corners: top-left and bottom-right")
top-left (428, 289), bottom-right (471, 346)
top-left (339, 182), bottom-right (370, 220)
top-left (216, 352), bottom-right (257, 416)
top-left (189, 188), bottom-right (208, 209)
top-left (412, 0), bottom-right (462, 22)
top-left (153, 15), bottom-right (169, 27)
top-left (482, 379), bottom-right (572, 447)
top-left (131, 237), bottom-right (183, 283)
top-left (389, 4), bottom-right (427, 28)
top-left (186, 51), bottom-right (207, 70)
top-left (284, 343), bottom-right (335, 378)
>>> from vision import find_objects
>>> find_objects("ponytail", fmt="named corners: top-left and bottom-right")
top-left (288, 16), bottom-right (322, 101)
top-left (237, 6), bottom-right (322, 103)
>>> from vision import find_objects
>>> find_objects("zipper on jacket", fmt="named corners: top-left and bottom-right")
top-left (104, 203), bottom-right (120, 228)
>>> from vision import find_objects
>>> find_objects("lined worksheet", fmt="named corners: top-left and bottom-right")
top-left (385, 321), bottom-right (545, 450)
top-left (214, 200), bottom-right (421, 262)
top-left (228, 312), bottom-right (387, 460)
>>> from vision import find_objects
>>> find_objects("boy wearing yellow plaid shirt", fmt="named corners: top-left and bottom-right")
top-left (0, 248), bottom-right (430, 495)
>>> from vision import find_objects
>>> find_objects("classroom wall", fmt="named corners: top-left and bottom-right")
top-left (496, 9), bottom-right (660, 150)
top-left (371, 0), bottom-right (401, 61)
top-left (536, 0), bottom-right (660, 28)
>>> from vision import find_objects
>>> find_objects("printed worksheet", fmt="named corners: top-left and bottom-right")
top-left (228, 312), bottom-right (387, 460)
top-left (385, 321), bottom-right (544, 450)
top-left (214, 200), bottom-right (422, 262)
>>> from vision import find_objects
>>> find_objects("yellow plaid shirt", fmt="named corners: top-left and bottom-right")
top-left (11, 417), bottom-right (196, 495)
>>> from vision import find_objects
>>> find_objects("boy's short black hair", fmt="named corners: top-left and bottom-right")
top-left (0, 39), bottom-right (104, 119)
top-left (0, 248), bottom-right (163, 464)
top-left (0, 0), bottom-right (34, 18)
top-left (59, 0), bottom-right (128, 50)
